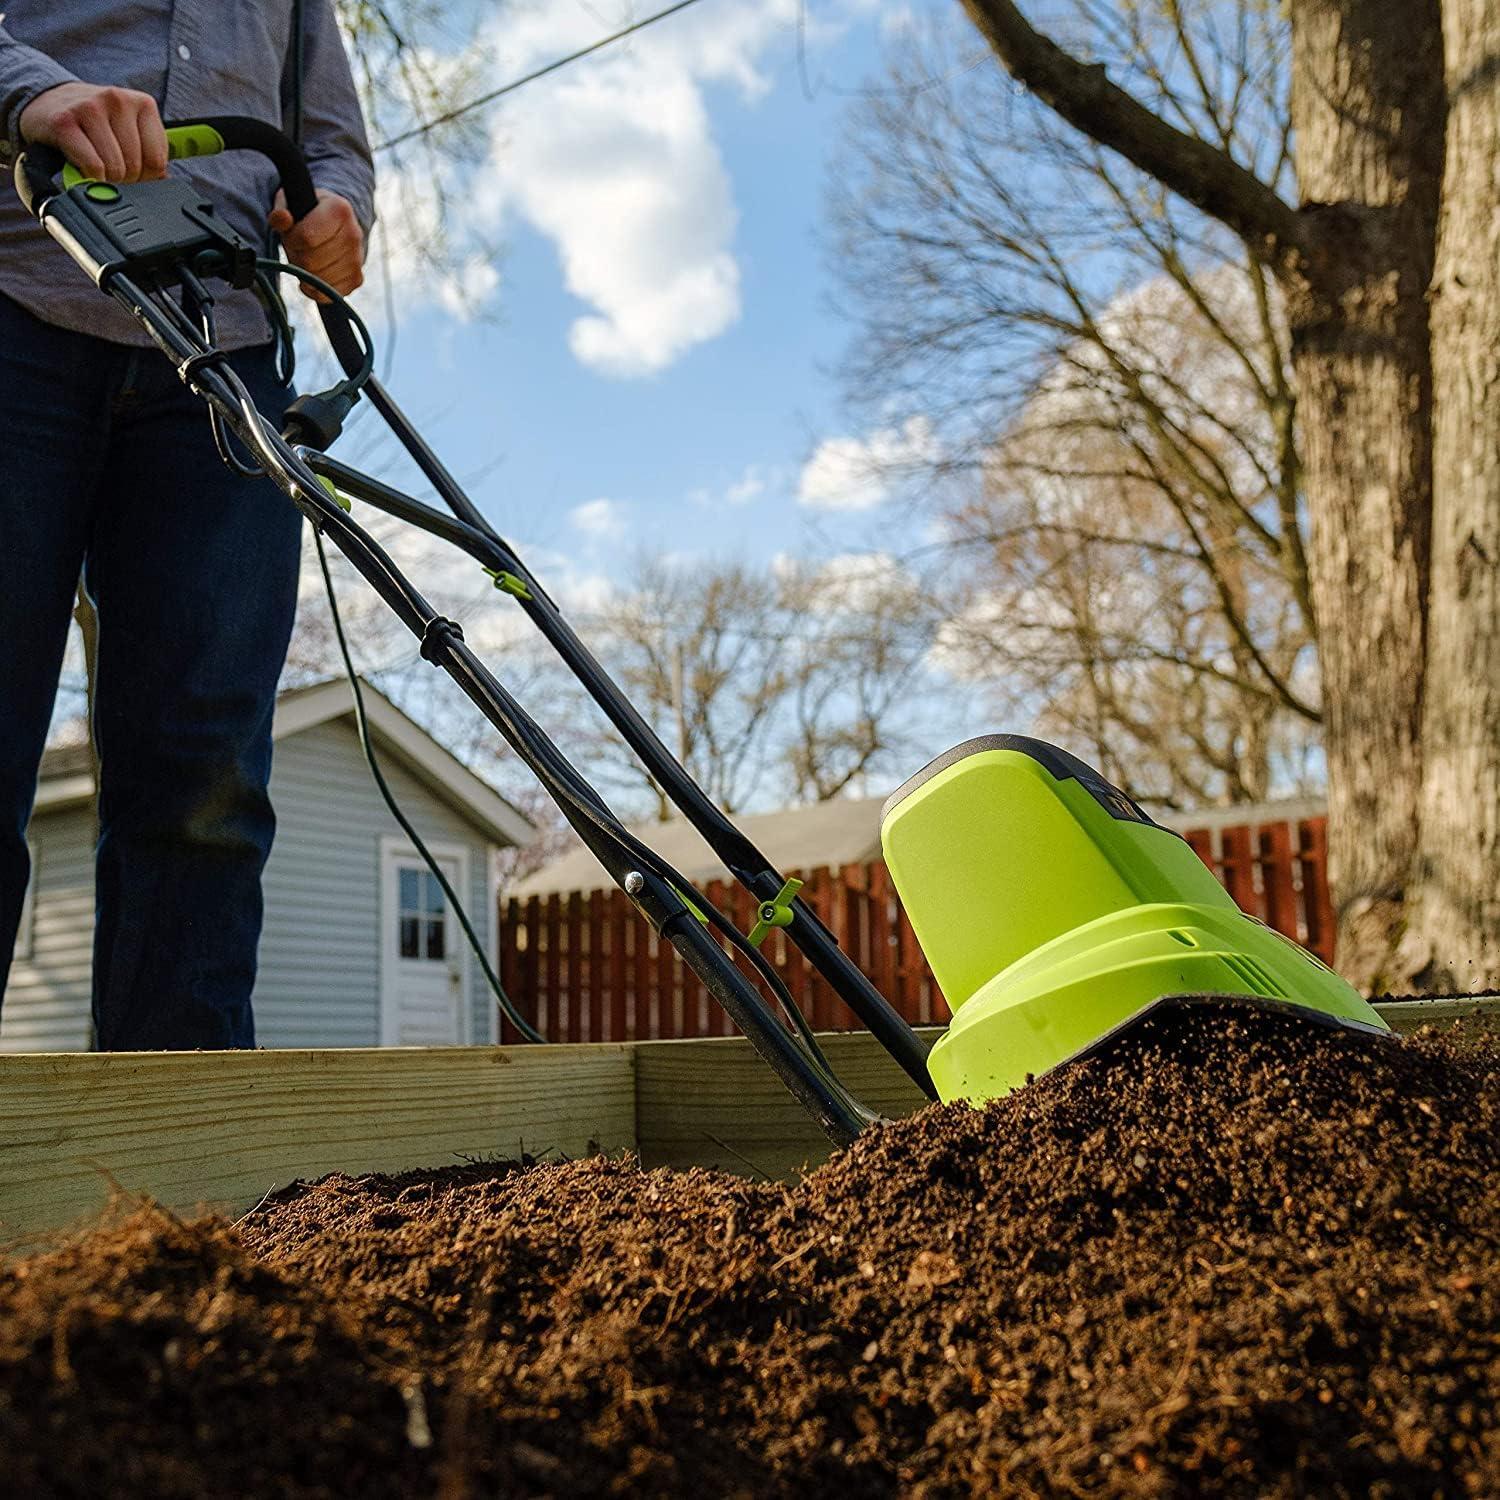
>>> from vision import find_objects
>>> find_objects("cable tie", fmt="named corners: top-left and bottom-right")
top-left (177, 347), bottom-right (232, 386)
top-left (419, 614), bottom-right (466, 664)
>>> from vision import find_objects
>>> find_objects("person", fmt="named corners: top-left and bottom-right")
top-left (0, 4), bottom-right (374, 1049)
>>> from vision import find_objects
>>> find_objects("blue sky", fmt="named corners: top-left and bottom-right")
top-left (346, 0), bottom-right (936, 599)
top-left (49, 0), bottom-right (1312, 812)
top-left (54, 0), bottom-right (980, 789)
top-left (252, 0), bottom-right (986, 813)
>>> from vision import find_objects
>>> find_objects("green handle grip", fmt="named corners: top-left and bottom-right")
top-left (61, 123), bottom-right (226, 189)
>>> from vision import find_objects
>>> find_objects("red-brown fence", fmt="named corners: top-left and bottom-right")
top-left (498, 816), bottom-right (1334, 1044)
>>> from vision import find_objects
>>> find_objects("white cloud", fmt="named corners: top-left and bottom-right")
top-left (797, 415), bottom-right (937, 511)
top-left (467, 1), bottom-right (801, 377)
top-left (361, 0), bottom-right (887, 376)
top-left (773, 548), bottom-right (923, 617)
top-left (724, 466), bottom-right (768, 507)
top-left (570, 496), bottom-right (627, 538)
top-left (692, 462), bottom-right (774, 509)
top-left (806, 550), bottom-right (900, 613)
top-left (292, 501), bottom-right (615, 671)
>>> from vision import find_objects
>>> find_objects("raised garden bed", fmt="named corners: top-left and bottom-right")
top-left (1, 1001), bottom-right (1496, 1495)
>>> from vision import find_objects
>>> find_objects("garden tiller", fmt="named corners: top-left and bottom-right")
top-left (14, 121), bottom-right (1389, 1146)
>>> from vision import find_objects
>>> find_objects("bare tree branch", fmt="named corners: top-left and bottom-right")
top-left (957, 0), bottom-right (1305, 266)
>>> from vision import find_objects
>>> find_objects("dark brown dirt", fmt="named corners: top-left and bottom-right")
top-left (2, 1008), bottom-right (1496, 1498)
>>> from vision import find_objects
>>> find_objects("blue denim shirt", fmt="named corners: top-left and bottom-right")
top-left (0, 2), bottom-right (374, 347)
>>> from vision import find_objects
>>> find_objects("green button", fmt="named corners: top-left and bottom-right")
top-left (84, 183), bottom-right (121, 202)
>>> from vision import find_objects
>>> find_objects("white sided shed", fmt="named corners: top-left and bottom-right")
top-left (2, 678), bottom-right (533, 1054)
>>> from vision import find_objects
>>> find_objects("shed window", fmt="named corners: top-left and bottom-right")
top-left (397, 866), bottom-right (447, 960)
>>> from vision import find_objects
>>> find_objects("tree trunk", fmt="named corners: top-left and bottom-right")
top-left (1405, 0), bottom-right (1500, 990)
top-left (956, 0), bottom-right (1485, 989)
top-left (1284, 0), bottom-right (1445, 989)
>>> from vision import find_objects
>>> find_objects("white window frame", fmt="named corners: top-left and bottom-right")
top-left (378, 835), bottom-right (472, 1047)
top-left (14, 837), bottom-right (37, 963)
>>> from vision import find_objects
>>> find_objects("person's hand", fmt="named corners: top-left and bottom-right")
top-left (269, 189), bottom-right (365, 301)
top-left (19, 82), bottom-right (169, 183)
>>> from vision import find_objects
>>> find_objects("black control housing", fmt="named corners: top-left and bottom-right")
top-left (45, 178), bottom-right (257, 290)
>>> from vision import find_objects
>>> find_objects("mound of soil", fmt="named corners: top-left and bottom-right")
top-left (2, 1008), bottom-right (1496, 1497)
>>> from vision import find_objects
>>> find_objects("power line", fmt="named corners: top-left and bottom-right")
top-left (373, 0), bottom-right (712, 155)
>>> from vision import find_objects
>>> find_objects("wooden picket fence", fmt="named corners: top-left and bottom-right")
top-left (498, 816), bottom-right (1335, 1044)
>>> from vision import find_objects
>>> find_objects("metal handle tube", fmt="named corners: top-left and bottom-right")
top-left (665, 917), bottom-right (874, 1146)
top-left (304, 450), bottom-right (938, 1098)
top-left (438, 641), bottom-right (873, 1148)
top-left (108, 274), bottom-right (870, 1146)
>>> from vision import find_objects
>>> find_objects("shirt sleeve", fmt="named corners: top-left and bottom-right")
top-left (287, 1), bottom-right (376, 240)
top-left (0, 25), bottom-right (78, 164)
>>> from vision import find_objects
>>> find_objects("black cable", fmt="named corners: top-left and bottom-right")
top-left (224, 271), bottom-right (832, 1065)
top-left (252, 256), bottom-right (375, 396)
top-left (313, 527), bottom-right (547, 1045)
top-left (434, 641), bottom-right (837, 1076)
top-left (201, 279), bottom-right (839, 1083)
top-left (254, 268), bottom-right (298, 387)
top-left (372, 0), bottom-right (711, 154)
top-left (168, 275), bottom-right (266, 479)
top-left (193, 302), bottom-right (266, 479)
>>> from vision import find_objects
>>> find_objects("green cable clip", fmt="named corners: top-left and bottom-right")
top-left (484, 568), bottom-right (533, 601)
top-left (316, 475), bottom-right (352, 512)
top-left (674, 887), bottom-right (711, 926)
top-left (748, 877), bottom-right (804, 946)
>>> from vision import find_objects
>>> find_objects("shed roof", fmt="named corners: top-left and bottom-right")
top-left (507, 790), bottom-right (1329, 899)
top-left (509, 795), bottom-right (889, 899)
top-left (35, 677), bottom-right (535, 849)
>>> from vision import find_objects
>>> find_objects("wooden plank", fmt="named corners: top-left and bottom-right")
top-left (635, 1027), bottom-right (944, 1180)
top-left (2, 998), bottom-right (1495, 1247)
top-left (1258, 821), bottom-right (1299, 944)
top-left (0, 1044), bottom-right (636, 1248)
top-left (638, 996), bottom-right (1500, 1177)
top-left (842, 862), bottom-right (868, 1009)
top-left (564, 892), bottom-right (584, 1043)
top-left (897, 902), bottom-right (925, 1024)
top-left (608, 889), bottom-right (629, 1043)
top-left (520, 895), bottom-right (542, 1041)
top-left (1220, 824), bottom-right (1258, 914)
top-left (499, 899), bottom-right (518, 1006)
top-left (498, 898), bottom-right (520, 1046)
top-left (867, 860), bottom-right (898, 1004)
top-left (586, 889), bottom-right (605, 1044)
top-left (1376, 997), bottom-right (1500, 1033)
top-left (1298, 818), bottom-right (1335, 964)
top-left (820, 862), bottom-right (859, 1032)
top-left (542, 892), bottom-right (561, 1039)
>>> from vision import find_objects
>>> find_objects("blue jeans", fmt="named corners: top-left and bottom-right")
top-left (0, 291), bottom-right (302, 1049)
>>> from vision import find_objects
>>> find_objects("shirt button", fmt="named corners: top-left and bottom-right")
top-left (177, 44), bottom-right (191, 61)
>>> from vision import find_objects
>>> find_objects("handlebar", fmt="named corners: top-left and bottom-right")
top-left (13, 114), bottom-right (367, 391)
top-left (16, 114), bottom-right (321, 221)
